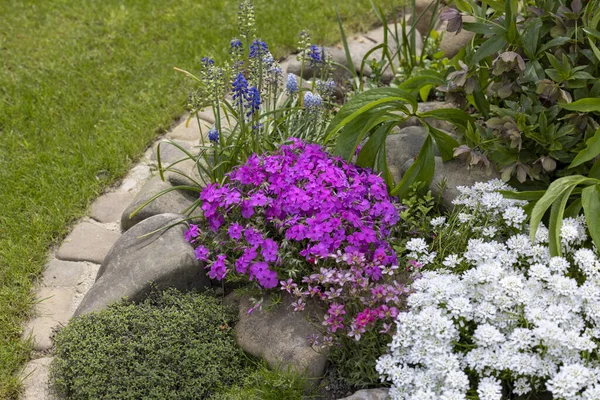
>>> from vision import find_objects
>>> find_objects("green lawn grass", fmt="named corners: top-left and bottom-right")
top-left (0, 0), bottom-right (388, 397)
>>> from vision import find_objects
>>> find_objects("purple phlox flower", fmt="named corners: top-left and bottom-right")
top-left (208, 214), bottom-right (225, 231)
top-left (245, 86), bottom-right (261, 117)
top-left (261, 238), bottom-right (279, 262)
top-left (249, 261), bottom-right (268, 281)
top-left (235, 247), bottom-right (257, 274)
top-left (184, 224), bottom-right (199, 242)
top-left (354, 145), bottom-right (362, 156)
top-left (248, 191), bottom-right (268, 207)
top-left (232, 72), bottom-right (249, 107)
top-left (207, 254), bottom-right (227, 280)
top-left (365, 264), bottom-right (383, 281)
top-left (241, 200), bottom-right (255, 219)
top-left (249, 39), bottom-right (268, 59)
top-left (257, 269), bottom-right (278, 289)
top-left (208, 127), bottom-right (219, 144)
top-left (194, 245), bottom-right (210, 262)
top-left (227, 223), bottom-right (244, 240)
top-left (243, 226), bottom-right (263, 246)
top-left (286, 73), bottom-right (298, 94)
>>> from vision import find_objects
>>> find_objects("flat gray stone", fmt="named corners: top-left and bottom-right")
top-left (21, 357), bottom-right (55, 400)
top-left (235, 293), bottom-right (328, 387)
top-left (151, 139), bottom-right (197, 167)
top-left (23, 288), bottom-right (75, 351)
top-left (90, 191), bottom-right (136, 224)
top-left (337, 388), bottom-right (390, 400)
top-left (42, 259), bottom-right (93, 289)
top-left (164, 157), bottom-right (210, 189)
top-left (121, 176), bottom-right (197, 231)
top-left (75, 213), bottom-right (210, 316)
top-left (386, 125), bottom-right (443, 185)
top-left (56, 222), bottom-right (120, 264)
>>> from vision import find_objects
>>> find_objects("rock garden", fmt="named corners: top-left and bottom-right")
top-left (21, 0), bottom-right (600, 399)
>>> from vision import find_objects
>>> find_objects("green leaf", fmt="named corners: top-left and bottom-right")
top-left (334, 111), bottom-right (391, 160)
top-left (564, 198), bottom-right (582, 217)
top-left (590, 158), bottom-right (600, 179)
top-left (529, 175), bottom-right (597, 245)
top-left (500, 190), bottom-right (546, 201)
top-left (472, 81), bottom-right (490, 118)
top-left (548, 186), bottom-right (576, 256)
top-left (418, 108), bottom-right (475, 131)
top-left (582, 184), bottom-right (600, 251)
top-left (522, 19), bottom-right (542, 59)
top-left (569, 128), bottom-right (600, 168)
top-left (472, 35), bottom-right (507, 65)
top-left (588, 38), bottom-right (600, 62)
top-left (419, 85), bottom-right (432, 102)
top-left (398, 73), bottom-right (444, 92)
top-left (584, 27), bottom-right (600, 39)
top-left (424, 123), bottom-right (459, 161)
top-left (390, 136), bottom-right (435, 199)
top-left (462, 22), bottom-right (503, 35)
top-left (537, 37), bottom-right (572, 55)
top-left (559, 98), bottom-right (600, 112)
top-left (325, 88), bottom-right (416, 140)
top-left (356, 121), bottom-right (395, 169)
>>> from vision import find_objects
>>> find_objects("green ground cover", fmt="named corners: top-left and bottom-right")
top-left (0, 1), bottom-right (383, 397)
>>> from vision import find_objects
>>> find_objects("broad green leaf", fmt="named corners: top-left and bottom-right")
top-left (500, 190), bottom-right (546, 201)
top-left (325, 88), bottom-right (415, 140)
top-left (582, 184), bottom-right (600, 251)
top-left (584, 27), bottom-right (600, 39)
top-left (529, 175), bottom-right (598, 244)
top-left (522, 19), bottom-right (542, 59)
top-left (356, 121), bottom-right (396, 169)
top-left (376, 135), bottom-right (394, 189)
top-left (569, 128), bottom-right (600, 168)
top-left (334, 111), bottom-right (391, 160)
top-left (419, 85), bottom-right (433, 102)
top-left (560, 98), bottom-right (600, 112)
top-left (462, 22), bottom-right (503, 35)
top-left (472, 35), bottom-right (507, 65)
top-left (564, 198), bottom-right (582, 217)
top-left (590, 159), bottom-right (600, 179)
top-left (398, 73), bottom-right (444, 92)
top-left (390, 135), bottom-right (435, 199)
top-left (424, 123), bottom-right (459, 161)
top-left (418, 108), bottom-right (475, 131)
top-left (537, 37), bottom-right (572, 55)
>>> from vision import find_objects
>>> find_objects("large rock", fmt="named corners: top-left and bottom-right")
top-left (440, 15), bottom-right (476, 58)
top-left (397, 101), bottom-right (458, 133)
top-left (235, 293), bottom-right (328, 387)
top-left (121, 176), bottom-right (197, 231)
top-left (337, 388), bottom-right (390, 400)
top-left (151, 139), bottom-right (197, 167)
top-left (399, 155), bottom-right (498, 209)
top-left (74, 213), bottom-right (210, 316)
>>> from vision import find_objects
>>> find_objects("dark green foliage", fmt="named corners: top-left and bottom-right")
top-left (209, 360), bottom-right (307, 400)
top-left (50, 289), bottom-right (247, 400)
top-left (328, 327), bottom-right (391, 388)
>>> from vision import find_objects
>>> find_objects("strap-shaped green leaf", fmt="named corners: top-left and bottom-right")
top-left (569, 128), bottom-right (600, 168)
top-left (398, 73), bottom-right (444, 92)
top-left (418, 108), bottom-right (475, 131)
top-left (390, 135), bottom-right (435, 199)
top-left (559, 98), bottom-right (600, 112)
top-left (325, 88), bottom-right (415, 141)
top-left (548, 186), bottom-right (576, 256)
top-left (424, 123), bottom-right (459, 161)
top-left (472, 35), bottom-right (507, 65)
top-left (529, 175), bottom-right (597, 244)
top-left (582, 184), bottom-right (600, 252)
top-left (356, 121), bottom-right (396, 169)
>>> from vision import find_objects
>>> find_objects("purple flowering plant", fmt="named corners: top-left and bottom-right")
top-left (185, 139), bottom-right (411, 342)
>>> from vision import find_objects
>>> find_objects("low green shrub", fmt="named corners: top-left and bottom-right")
top-left (50, 289), bottom-right (248, 400)
top-left (209, 360), bottom-right (307, 400)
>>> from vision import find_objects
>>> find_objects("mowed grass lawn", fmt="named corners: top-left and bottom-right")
top-left (0, 0), bottom-right (386, 397)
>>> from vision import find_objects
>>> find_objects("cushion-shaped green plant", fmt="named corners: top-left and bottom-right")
top-left (50, 289), bottom-right (248, 400)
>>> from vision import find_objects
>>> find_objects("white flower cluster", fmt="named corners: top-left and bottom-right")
top-left (378, 181), bottom-right (600, 400)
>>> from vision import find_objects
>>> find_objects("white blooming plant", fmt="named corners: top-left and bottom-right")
top-left (377, 180), bottom-right (600, 400)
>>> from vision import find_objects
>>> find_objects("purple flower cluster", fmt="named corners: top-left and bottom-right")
top-left (186, 139), bottom-right (405, 339)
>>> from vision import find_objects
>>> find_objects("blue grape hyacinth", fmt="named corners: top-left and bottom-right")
top-left (208, 127), bottom-right (219, 144)
top-left (286, 73), bottom-right (298, 94)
